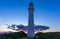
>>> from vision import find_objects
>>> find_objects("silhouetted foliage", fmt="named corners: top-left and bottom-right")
top-left (0, 32), bottom-right (60, 39)
top-left (0, 31), bottom-right (27, 39)
top-left (35, 32), bottom-right (60, 39)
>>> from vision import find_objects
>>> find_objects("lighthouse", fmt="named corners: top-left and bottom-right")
top-left (27, 2), bottom-right (35, 38)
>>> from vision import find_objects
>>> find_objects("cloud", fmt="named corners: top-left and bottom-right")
top-left (7, 24), bottom-right (49, 32)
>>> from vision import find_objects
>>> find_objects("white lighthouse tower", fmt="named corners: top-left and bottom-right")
top-left (27, 2), bottom-right (35, 38)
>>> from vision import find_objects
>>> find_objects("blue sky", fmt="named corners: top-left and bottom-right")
top-left (0, 0), bottom-right (60, 31)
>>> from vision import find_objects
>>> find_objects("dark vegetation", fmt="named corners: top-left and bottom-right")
top-left (0, 31), bottom-right (60, 39)
top-left (35, 32), bottom-right (60, 39)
